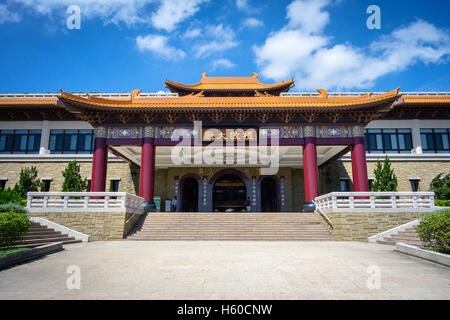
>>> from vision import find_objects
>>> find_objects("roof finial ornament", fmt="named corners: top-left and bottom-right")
top-left (252, 72), bottom-right (258, 78)
top-left (201, 72), bottom-right (207, 79)
top-left (317, 88), bottom-right (328, 99)
top-left (131, 89), bottom-right (141, 101)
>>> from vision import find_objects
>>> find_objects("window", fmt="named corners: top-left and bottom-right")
top-left (0, 178), bottom-right (7, 191)
top-left (420, 129), bottom-right (450, 153)
top-left (41, 179), bottom-right (52, 192)
top-left (368, 179), bottom-right (374, 191)
top-left (110, 179), bottom-right (120, 192)
top-left (49, 129), bottom-right (94, 154)
top-left (87, 179), bottom-right (91, 192)
top-left (409, 179), bottom-right (420, 192)
top-left (339, 178), bottom-right (351, 192)
top-left (364, 129), bottom-right (412, 153)
top-left (0, 130), bottom-right (41, 154)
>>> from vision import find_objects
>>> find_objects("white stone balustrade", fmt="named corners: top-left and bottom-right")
top-left (27, 192), bottom-right (145, 214)
top-left (314, 192), bottom-right (435, 213)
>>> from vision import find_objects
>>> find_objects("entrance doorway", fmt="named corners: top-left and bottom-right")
top-left (181, 177), bottom-right (198, 212)
top-left (260, 177), bottom-right (278, 212)
top-left (213, 174), bottom-right (246, 212)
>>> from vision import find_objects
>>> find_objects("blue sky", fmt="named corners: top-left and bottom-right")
top-left (0, 0), bottom-right (449, 93)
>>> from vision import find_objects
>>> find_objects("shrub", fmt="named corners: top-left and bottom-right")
top-left (62, 160), bottom-right (87, 192)
top-left (14, 166), bottom-right (40, 198)
top-left (0, 203), bottom-right (28, 214)
top-left (430, 173), bottom-right (450, 200)
top-left (0, 188), bottom-right (22, 204)
top-left (0, 212), bottom-right (31, 250)
top-left (416, 209), bottom-right (450, 253)
top-left (435, 199), bottom-right (450, 207)
top-left (371, 155), bottom-right (398, 192)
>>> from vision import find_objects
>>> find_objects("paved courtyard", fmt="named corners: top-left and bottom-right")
top-left (0, 241), bottom-right (449, 299)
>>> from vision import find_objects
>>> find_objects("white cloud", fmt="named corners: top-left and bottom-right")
top-left (183, 28), bottom-right (202, 39)
top-left (7, 0), bottom-right (206, 29)
top-left (212, 58), bottom-right (236, 70)
top-left (254, 0), bottom-right (450, 90)
top-left (0, 4), bottom-right (21, 24)
top-left (195, 24), bottom-right (238, 58)
top-left (9, 0), bottom-right (155, 26)
top-left (136, 34), bottom-right (185, 60)
top-left (151, 0), bottom-right (207, 32)
top-left (236, 0), bottom-right (248, 10)
top-left (286, 0), bottom-right (330, 33)
top-left (242, 17), bottom-right (263, 28)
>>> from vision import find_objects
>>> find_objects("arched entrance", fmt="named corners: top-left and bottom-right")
top-left (260, 177), bottom-right (279, 212)
top-left (212, 174), bottom-right (247, 212)
top-left (180, 177), bottom-right (199, 212)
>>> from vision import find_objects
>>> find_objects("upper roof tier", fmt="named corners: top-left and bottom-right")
top-left (165, 73), bottom-right (295, 96)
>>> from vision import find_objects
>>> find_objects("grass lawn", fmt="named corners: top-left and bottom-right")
top-left (0, 248), bottom-right (29, 256)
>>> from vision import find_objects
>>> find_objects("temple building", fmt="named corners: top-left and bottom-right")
top-left (1, 73), bottom-right (449, 212)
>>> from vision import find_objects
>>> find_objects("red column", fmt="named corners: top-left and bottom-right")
top-left (141, 126), bottom-right (156, 211)
top-left (303, 127), bottom-right (319, 212)
top-left (351, 136), bottom-right (369, 192)
top-left (351, 126), bottom-right (369, 193)
top-left (91, 131), bottom-right (108, 193)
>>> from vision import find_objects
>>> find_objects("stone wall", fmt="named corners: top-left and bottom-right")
top-left (0, 160), bottom-right (139, 194)
top-left (320, 160), bottom-right (449, 194)
top-left (321, 211), bottom-right (430, 241)
top-left (29, 210), bottom-right (137, 240)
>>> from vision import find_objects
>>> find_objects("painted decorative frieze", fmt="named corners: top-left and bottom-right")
top-left (94, 127), bottom-right (107, 138)
top-left (303, 126), bottom-right (316, 137)
top-left (143, 126), bottom-right (155, 138)
top-left (317, 126), bottom-right (351, 138)
top-left (352, 126), bottom-right (365, 137)
top-left (107, 127), bottom-right (142, 139)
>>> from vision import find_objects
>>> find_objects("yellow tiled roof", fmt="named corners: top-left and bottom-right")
top-left (56, 88), bottom-right (402, 110)
top-left (165, 73), bottom-right (294, 91)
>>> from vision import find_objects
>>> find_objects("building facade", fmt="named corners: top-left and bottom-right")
top-left (1, 74), bottom-right (449, 212)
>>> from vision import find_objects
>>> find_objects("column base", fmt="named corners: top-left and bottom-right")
top-left (143, 201), bottom-right (157, 213)
top-left (302, 202), bottom-right (316, 212)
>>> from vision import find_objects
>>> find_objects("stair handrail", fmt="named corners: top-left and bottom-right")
top-left (312, 200), bottom-right (334, 229)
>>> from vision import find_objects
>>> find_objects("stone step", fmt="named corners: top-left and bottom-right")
top-left (13, 239), bottom-right (82, 249)
top-left (127, 212), bottom-right (334, 241)
top-left (19, 236), bottom-right (77, 245)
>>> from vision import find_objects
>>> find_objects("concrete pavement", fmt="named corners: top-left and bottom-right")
top-left (0, 241), bottom-right (449, 299)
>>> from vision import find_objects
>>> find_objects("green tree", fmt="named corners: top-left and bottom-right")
top-left (371, 156), bottom-right (398, 192)
top-left (61, 160), bottom-right (87, 192)
top-left (430, 173), bottom-right (450, 200)
top-left (14, 166), bottom-right (40, 198)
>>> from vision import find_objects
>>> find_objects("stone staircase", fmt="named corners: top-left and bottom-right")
top-left (13, 222), bottom-right (82, 248)
top-left (376, 226), bottom-right (425, 248)
top-left (127, 212), bottom-right (335, 241)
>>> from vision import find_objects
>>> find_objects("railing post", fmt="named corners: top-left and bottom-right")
top-left (349, 195), bottom-right (354, 209)
top-left (43, 194), bottom-right (49, 209)
top-left (391, 195), bottom-right (397, 209)
top-left (104, 195), bottom-right (110, 209)
top-left (412, 194), bottom-right (418, 208)
top-left (332, 195), bottom-right (337, 209)
top-left (27, 194), bottom-right (32, 210)
top-left (370, 195), bottom-right (375, 209)
top-left (430, 194), bottom-right (435, 208)
top-left (63, 196), bottom-right (68, 209)
top-left (121, 194), bottom-right (126, 210)
top-left (84, 194), bottom-right (89, 209)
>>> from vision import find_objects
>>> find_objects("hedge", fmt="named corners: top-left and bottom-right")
top-left (0, 212), bottom-right (31, 250)
top-left (416, 209), bottom-right (450, 253)
top-left (0, 203), bottom-right (28, 214)
top-left (435, 199), bottom-right (450, 207)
